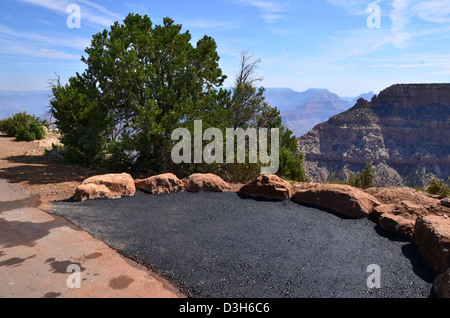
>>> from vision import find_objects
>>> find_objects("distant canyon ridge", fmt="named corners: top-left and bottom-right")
top-left (297, 84), bottom-right (450, 187)
top-left (263, 88), bottom-right (375, 137)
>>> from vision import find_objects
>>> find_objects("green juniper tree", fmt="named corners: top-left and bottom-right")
top-left (51, 14), bottom-right (225, 172)
top-left (348, 162), bottom-right (376, 189)
top-left (50, 14), bottom-right (307, 181)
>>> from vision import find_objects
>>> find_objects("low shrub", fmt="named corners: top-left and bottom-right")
top-left (0, 112), bottom-right (46, 141)
top-left (348, 162), bottom-right (376, 189)
top-left (426, 178), bottom-right (450, 198)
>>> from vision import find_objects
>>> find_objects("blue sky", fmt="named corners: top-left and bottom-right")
top-left (1, 0), bottom-right (450, 96)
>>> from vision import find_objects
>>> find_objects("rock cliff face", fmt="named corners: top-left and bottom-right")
top-left (297, 84), bottom-right (450, 187)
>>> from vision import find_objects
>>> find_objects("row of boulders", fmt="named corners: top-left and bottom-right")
top-left (73, 173), bottom-right (233, 201)
top-left (72, 172), bottom-right (450, 298)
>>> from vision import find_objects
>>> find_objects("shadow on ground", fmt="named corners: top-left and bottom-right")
top-left (0, 154), bottom-right (87, 186)
top-left (0, 196), bottom-right (41, 214)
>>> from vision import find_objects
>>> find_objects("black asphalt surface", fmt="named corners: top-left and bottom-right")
top-left (50, 191), bottom-right (437, 298)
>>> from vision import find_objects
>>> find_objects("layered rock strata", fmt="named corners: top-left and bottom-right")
top-left (298, 84), bottom-right (450, 187)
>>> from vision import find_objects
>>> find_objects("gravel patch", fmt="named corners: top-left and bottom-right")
top-left (51, 191), bottom-right (436, 298)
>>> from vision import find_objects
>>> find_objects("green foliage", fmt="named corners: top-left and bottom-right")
top-left (0, 112), bottom-right (46, 141)
top-left (348, 162), bottom-right (376, 189)
top-left (348, 174), bottom-right (362, 188)
top-left (275, 125), bottom-right (308, 182)
top-left (278, 150), bottom-right (308, 182)
top-left (328, 178), bottom-right (349, 185)
top-left (360, 162), bottom-right (376, 189)
top-left (0, 118), bottom-right (14, 136)
top-left (50, 75), bottom-right (109, 165)
top-left (102, 141), bottom-right (134, 172)
top-left (426, 178), bottom-right (450, 197)
top-left (226, 160), bottom-right (262, 183)
top-left (49, 14), bottom-right (308, 181)
top-left (51, 14), bottom-right (225, 170)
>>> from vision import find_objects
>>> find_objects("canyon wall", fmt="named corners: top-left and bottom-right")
top-left (297, 84), bottom-right (450, 187)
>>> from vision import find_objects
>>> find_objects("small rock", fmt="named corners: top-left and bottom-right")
top-left (44, 143), bottom-right (64, 160)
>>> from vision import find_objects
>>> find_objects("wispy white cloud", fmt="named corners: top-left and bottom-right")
top-left (327, 0), bottom-right (378, 15)
top-left (269, 27), bottom-right (301, 36)
top-left (327, 0), bottom-right (450, 52)
top-left (330, 0), bottom-right (450, 24)
top-left (0, 38), bottom-right (80, 60)
top-left (234, 0), bottom-right (290, 23)
top-left (411, 0), bottom-right (450, 23)
top-left (16, 0), bottom-right (123, 27)
top-left (37, 18), bottom-right (52, 25)
top-left (368, 52), bottom-right (450, 71)
top-left (323, 28), bottom-right (392, 57)
top-left (0, 24), bottom-right (90, 50)
top-left (432, 69), bottom-right (450, 75)
top-left (0, 24), bottom-right (90, 61)
top-left (389, 0), bottom-right (412, 48)
top-left (368, 63), bottom-right (436, 67)
top-left (181, 18), bottom-right (242, 31)
top-left (78, 0), bottom-right (122, 20)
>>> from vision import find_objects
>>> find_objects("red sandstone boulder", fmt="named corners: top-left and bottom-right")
top-left (375, 201), bottom-right (429, 241)
top-left (365, 187), bottom-right (438, 206)
top-left (415, 215), bottom-right (450, 275)
top-left (238, 175), bottom-right (292, 201)
top-left (73, 184), bottom-right (116, 201)
top-left (291, 184), bottom-right (380, 219)
top-left (434, 268), bottom-right (450, 298)
top-left (73, 173), bottom-right (136, 201)
top-left (135, 173), bottom-right (184, 195)
top-left (367, 187), bottom-right (450, 240)
top-left (183, 173), bottom-right (232, 193)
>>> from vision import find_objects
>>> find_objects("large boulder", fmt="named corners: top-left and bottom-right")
top-left (238, 175), bottom-right (292, 201)
top-left (375, 201), bottom-right (429, 241)
top-left (183, 173), bottom-right (232, 193)
top-left (434, 268), bottom-right (450, 298)
top-left (135, 173), bottom-right (184, 195)
top-left (73, 173), bottom-right (136, 201)
top-left (365, 187), bottom-right (439, 206)
top-left (291, 184), bottom-right (380, 219)
top-left (367, 187), bottom-right (449, 240)
top-left (414, 215), bottom-right (450, 275)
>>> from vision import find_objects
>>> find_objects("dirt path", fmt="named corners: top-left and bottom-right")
top-left (0, 133), bottom-right (184, 298)
top-left (0, 131), bottom-right (86, 203)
